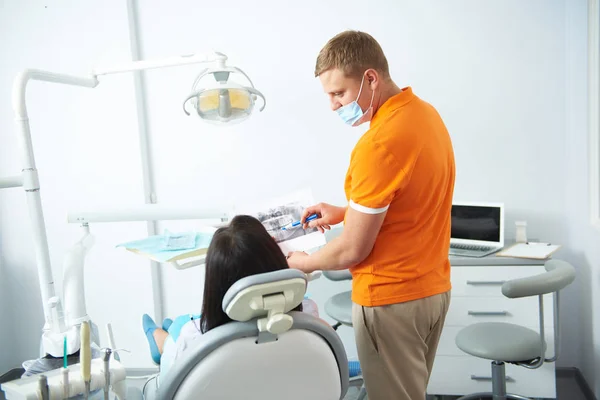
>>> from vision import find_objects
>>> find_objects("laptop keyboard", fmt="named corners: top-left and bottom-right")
top-left (450, 243), bottom-right (493, 252)
top-left (449, 243), bottom-right (498, 258)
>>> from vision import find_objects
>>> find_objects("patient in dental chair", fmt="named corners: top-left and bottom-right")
top-left (142, 215), bottom-right (320, 378)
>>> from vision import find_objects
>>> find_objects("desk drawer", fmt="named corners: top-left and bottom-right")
top-left (451, 266), bottom-right (546, 297)
top-left (445, 296), bottom-right (554, 327)
top-left (436, 326), bottom-right (556, 358)
top-left (427, 355), bottom-right (556, 398)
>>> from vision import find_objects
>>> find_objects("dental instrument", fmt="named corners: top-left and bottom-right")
top-left (281, 213), bottom-right (319, 230)
top-left (106, 323), bottom-right (120, 362)
top-left (62, 336), bottom-right (69, 400)
top-left (103, 348), bottom-right (112, 400)
top-left (1, 357), bottom-right (128, 400)
top-left (38, 375), bottom-right (48, 400)
top-left (80, 322), bottom-right (91, 400)
top-left (62, 367), bottom-right (69, 400)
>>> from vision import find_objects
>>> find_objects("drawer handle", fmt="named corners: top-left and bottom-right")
top-left (466, 280), bottom-right (506, 285)
top-left (471, 375), bottom-right (515, 382)
top-left (468, 311), bottom-right (508, 316)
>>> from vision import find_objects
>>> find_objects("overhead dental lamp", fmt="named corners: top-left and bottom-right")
top-left (183, 55), bottom-right (266, 125)
top-left (0, 50), bottom-right (266, 358)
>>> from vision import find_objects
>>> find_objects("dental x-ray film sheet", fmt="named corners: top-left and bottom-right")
top-left (235, 189), bottom-right (327, 254)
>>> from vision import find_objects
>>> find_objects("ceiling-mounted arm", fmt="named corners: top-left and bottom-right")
top-left (93, 52), bottom-right (228, 77)
top-left (13, 69), bottom-right (99, 119)
top-left (11, 68), bottom-right (100, 334)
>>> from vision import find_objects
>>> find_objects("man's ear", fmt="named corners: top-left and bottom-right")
top-left (365, 69), bottom-right (379, 88)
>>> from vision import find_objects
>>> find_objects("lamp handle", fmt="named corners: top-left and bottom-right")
top-left (245, 87), bottom-right (266, 111)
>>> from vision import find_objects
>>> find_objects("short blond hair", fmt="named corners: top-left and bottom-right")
top-left (314, 30), bottom-right (390, 79)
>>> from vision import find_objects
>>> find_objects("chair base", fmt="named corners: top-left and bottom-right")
top-left (349, 376), bottom-right (367, 400)
top-left (456, 361), bottom-right (532, 400)
top-left (356, 385), bottom-right (367, 400)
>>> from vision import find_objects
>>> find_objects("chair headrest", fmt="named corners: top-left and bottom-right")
top-left (222, 269), bottom-right (307, 334)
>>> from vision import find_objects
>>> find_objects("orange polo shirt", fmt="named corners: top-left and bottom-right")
top-left (345, 87), bottom-right (455, 307)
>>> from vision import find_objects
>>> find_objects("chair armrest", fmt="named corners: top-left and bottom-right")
top-left (501, 259), bottom-right (575, 298)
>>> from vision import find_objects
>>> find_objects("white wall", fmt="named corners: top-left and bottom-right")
top-left (564, 0), bottom-right (600, 395)
top-left (0, 0), bottom-right (593, 386)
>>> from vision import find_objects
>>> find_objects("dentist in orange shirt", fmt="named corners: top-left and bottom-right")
top-left (287, 30), bottom-right (456, 400)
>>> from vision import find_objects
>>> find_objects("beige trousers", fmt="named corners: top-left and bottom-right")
top-left (352, 291), bottom-right (451, 400)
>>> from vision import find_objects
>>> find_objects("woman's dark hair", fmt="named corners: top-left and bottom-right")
top-left (200, 215), bottom-right (301, 333)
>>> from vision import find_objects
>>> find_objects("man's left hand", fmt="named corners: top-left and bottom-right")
top-left (287, 251), bottom-right (310, 272)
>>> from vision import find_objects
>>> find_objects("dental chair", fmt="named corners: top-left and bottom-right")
top-left (140, 269), bottom-right (349, 400)
top-left (455, 259), bottom-right (576, 400)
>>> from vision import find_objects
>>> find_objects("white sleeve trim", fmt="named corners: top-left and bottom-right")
top-left (349, 200), bottom-right (389, 214)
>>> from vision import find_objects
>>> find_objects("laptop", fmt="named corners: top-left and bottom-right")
top-left (449, 201), bottom-right (504, 258)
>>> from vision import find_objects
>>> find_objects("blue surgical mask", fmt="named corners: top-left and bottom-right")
top-left (336, 74), bottom-right (375, 127)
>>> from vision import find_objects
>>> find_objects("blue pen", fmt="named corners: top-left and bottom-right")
top-left (281, 213), bottom-right (319, 230)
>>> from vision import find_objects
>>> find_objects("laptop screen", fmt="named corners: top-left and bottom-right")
top-left (451, 204), bottom-right (502, 243)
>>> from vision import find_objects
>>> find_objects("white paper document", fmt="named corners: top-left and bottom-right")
top-left (496, 242), bottom-right (561, 260)
top-left (234, 189), bottom-right (327, 254)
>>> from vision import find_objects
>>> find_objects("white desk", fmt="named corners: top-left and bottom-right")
top-left (427, 255), bottom-right (556, 399)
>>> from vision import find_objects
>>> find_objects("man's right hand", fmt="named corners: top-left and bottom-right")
top-left (301, 203), bottom-right (347, 233)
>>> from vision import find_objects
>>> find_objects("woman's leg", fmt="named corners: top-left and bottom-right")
top-left (143, 313), bottom-right (200, 364)
top-left (153, 328), bottom-right (169, 354)
top-left (143, 314), bottom-right (169, 364)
